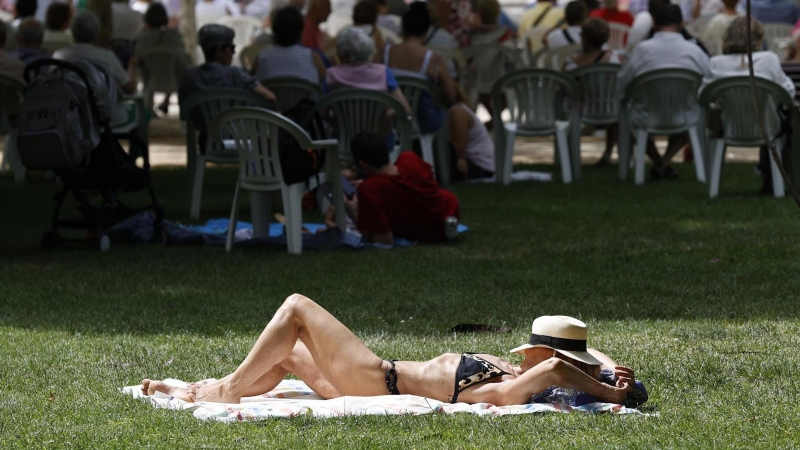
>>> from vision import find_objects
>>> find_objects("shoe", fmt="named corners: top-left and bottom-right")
top-left (662, 166), bottom-right (679, 180)
top-left (444, 216), bottom-right (458, 242)
top-left (649, 167), bottom-right (662, 181)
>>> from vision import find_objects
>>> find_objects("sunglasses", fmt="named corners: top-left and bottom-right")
top-left (222, 44), bottom-right (236, 51)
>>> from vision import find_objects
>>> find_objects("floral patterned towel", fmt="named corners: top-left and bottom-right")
top-left (121, 379), bottom-right (651, 423)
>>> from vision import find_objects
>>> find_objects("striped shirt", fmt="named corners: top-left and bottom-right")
top-left (254, 45), bottom-right (319, 85)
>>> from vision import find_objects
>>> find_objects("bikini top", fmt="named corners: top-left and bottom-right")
top-left (451, 353), bottom-right (509, 403)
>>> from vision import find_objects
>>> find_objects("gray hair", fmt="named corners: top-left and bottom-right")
top-left (16, 18), bottom-right (45, 46)
top-left (336, 26), bottom-right (375, 63)
top-left (723, 16), bottom-right (763, 55)
top-left (71, 10), bottom-right (100, 43)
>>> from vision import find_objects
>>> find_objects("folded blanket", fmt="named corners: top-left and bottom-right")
top-left (121, 379), bottom-right (651, 423)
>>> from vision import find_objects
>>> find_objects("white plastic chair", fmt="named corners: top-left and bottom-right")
top-left (0, 74), bottom-right (25, 183)
top-left (540, 44), bottom-right (582, 71)
top-left (211, 107), bottom-right (341, 253)
top-left (138, 47), bottom-right (185, 109)
top-left (260, 77), bottom-right (323, 112)
top-left (699, 77), bottom-right (792, 198)
top-left (764, 23), bottom-right (794, 61)
top-left (215, 16), bottom-right (264, 65)
top-left (491, 68), bottom-right (581, 185)
top-left (521, 26), bottom-right (549, 64)
top-left (570, 63), bottom-right (622, 161)
top-left (461, 43), bottom-right (521, 106)
top-left (315, 88), bottom-right (413, 164)
top-left (395, 76), bottom-right (447, 173)
top-left (618, 68), bottom-right (706, 185)
top-left (180, 88), bottom-right (273, 219)
top-left (607, 23), bottom-right (630, 52)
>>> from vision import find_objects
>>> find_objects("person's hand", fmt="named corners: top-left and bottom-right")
top-left (343, 193), bottom-right (358, 213)
top-left (614, 366), bottom-right (635, 391)
top-left (265, 89), bottom-right (277, 103)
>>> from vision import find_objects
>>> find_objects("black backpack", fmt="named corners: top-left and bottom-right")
top-left (278, 98), bottom-right (327, 185)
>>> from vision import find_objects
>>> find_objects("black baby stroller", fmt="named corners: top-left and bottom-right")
top-left (17, 58), bottom-right (162, 251)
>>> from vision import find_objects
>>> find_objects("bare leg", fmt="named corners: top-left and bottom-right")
top-left (660, 132), bottom-right (690, 168)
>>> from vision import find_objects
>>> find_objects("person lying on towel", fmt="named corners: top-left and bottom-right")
top-left (142, 294), bottom-right (636, 405)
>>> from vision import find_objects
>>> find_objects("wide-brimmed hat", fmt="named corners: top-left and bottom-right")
top-left (509, 316), bottom-right (603, 366)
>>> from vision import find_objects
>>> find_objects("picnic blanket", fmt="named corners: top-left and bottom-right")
top-left (121, 379), bottom-right (650, 422)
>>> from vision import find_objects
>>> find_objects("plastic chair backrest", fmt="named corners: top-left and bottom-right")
top-left (540, 44), bottom-right (582, 71)
top-left (316, 88), bottom-right (413, 163)
top-left (240, 43), bottom-right (270, 72)
top-left (624, 68), bottom-right (703, 134)
top-left (261, 76), bottom-right (323, 112)
top-left (461, 43), bottom-right (521, 94)
top-left (181, 88), bottom-right (273, 158)
top-left (607, 23), bottom-right (630, 51)
top-left (491, 68), bottom-right (580, 134)
top-left (215, 16), bottom-right (264, 49)
top-left (395, 76), bottom-right (443, 135)
top-left (764, 23), bottom-right (793, 50)
top-left (698, 76), bottom-right (792, 147)
top-left (211, 106), bottom-right (316, 187)
top-left (0, 74), bottom-right (23, 135)
top-left (522, 26), bottom-right (549, 59)
top-left (428, 46), bottom-right (467, 78)
top-left (569, 63), bottom-right (622, 125)
top-left (138, 47), bottom-right (183, 93)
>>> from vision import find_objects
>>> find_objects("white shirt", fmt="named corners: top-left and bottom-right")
top-left (243, 0), bottom-right (271, 19)
top-left (546, 25), bottom-right (581, 49)
top-left (196, 0), bottom-right (240, 29)
top-left (111, 3), bottom-right (144, 40)
top-left (626, 11), bottom-right (653, 53)
top-left (700, 13), bottom-right (740, 56)
top-left (53, 43), bottom-right (131, 87)
top-left (701, 51), bottom-right (795, 97)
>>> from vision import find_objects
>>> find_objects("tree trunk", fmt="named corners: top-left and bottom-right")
top-left (179, 0), bottom-right (197, 64)
top-left (87, 0), bottom-right (113, 46)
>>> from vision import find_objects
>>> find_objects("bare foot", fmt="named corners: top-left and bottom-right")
top-left (140, 379), bottom-right (194, 402)
top-left (188, 380), bottom-right (242, 404)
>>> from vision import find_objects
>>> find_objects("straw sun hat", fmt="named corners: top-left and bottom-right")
top-left (509, 315), bottom-right (603, 366)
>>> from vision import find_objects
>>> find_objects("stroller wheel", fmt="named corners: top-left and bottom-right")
top-left (94, 233), bottom-right (111, 252)
top-left (40, 231), bottom-right (59, 250)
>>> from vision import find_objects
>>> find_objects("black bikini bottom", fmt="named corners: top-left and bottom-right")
top-left (385, 360), bottom-right (400, 395)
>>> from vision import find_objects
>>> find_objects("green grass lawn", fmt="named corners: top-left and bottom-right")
top-left (1, 162), bottom-right (799, 448)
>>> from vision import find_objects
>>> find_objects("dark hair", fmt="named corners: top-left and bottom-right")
top-left (16, 0), bottom-right (37, 18)
top-left (144, 3), bottom-right (168, 28)
top-left (45, 2), bottom-right (71, 31)
top-left (16, 17), bottom-right (44, 45)
top-left (0, 21), bottom-right (7, 46)
top-left (353, 0), bottom-right (378, 25)
top-left (647, 0), bottom-right (669, 16)
top-left (581, 17), bottom-right (609, 50)
top-left (402, 2), bottom-right (430, 37)
top-left (565, 1), bottom-right (586, 26)
top-left (721, 0), bottom-right (738, 8)
top-left (475, 0), bottom-right (499, 25)
top-left (272, 6), bottom-right (304, 46)
top-left (351, 132), bottom-right (390, 167)
top-left (198, 24), bottom-right (235, 62)
top-left (370, 0), bottom-right (387, 6)
top-left (653, 4), bottom-right (682, 27)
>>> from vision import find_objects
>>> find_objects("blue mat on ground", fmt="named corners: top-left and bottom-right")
top-left (108, 212), bottom-right (468, 250)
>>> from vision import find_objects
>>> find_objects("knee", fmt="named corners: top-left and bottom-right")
top-left (281, 293), bottom-right (312, 314)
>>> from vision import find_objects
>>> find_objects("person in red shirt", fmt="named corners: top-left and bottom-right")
top-left (589, 0), bottom-right (634, 26)
top-left (302, 0), bottom-right (334, 51)
top-left (344, 132), bottom-right (460, 245)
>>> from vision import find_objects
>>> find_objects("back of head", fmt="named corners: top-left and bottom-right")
top-left (198, 23), bottom-right (235, 62)
top-left (565, 1), bottom-right (586, 26)
top-left (652, 4), bottom-right (682, 28)
top-left (722, 0), bottom-right (738, 8)
top-left (16, 18), bottom-right (44, 46)
top-left (723, 16), bottom-right (763, 54)
top-left (46, 2), bottom-right (72, 31)
top-left (647, 0), bottom-right (668, 16)
top-left (402, 2), bottom-right (431, 38)
top-left (16, 0), bottom-right (37, 19)
top-left (475, 0), bottom-right (500, 25)
top-left (351, 132), bottom-right (390, 167)
top-left (353, 0), bottom-right (378, 25)
top-left (272, 6), bottom-right (304, 46)
top-left (144, 3), bottom-right (169, 29)
top-left (71, 10), bottom-right (100, 43)
top-left (581, 17), bottom-right (609, 49)
top-left (335, 26), bottom-right (375, 63)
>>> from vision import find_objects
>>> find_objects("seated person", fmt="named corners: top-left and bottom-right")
top-left (469, 0), bottom-right (513, 46)
top-left (142, 295), bottom-right (636, 407)
top-left (302, 0), bottom-right (335, 53)
top-left (701, 17), bottom-right (795, 194)
top-left (546, 1), bottom-right (584, 49)
top-left (110, 0), bottom-right (144, 68)
top-left (53, 11), bottom-right (138, 95)
top-left (447, 87), bottom-right (495, 180)
top-left (42, 2), bottom-right (73, 54)
top-left (345, 132), bottom-right (460, 244)
top-left (425, 0), bottom-right (459, 78)
top-left (701, 0), bottom-right (741, 56)
top-left (372, 0), bottom-right (402, 36)
top-left (382, 2), bottom-right (457, 135)
top-left (253, 6), bottom-right (326, 86)
top-left (618, 4), bottom-right (710, 180)
top-left (353, 0), bottom-right (400, 54)
top-left (131, 3), bottom-right (188, 115)
top-left (13, 18), bottom-right (48, 66)
top-left (589, 0), bottom-right (634, 26)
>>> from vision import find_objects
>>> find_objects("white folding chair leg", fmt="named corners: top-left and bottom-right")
top-left (419, 133), bottom-right (436, 171)
top-left (6, 132), bottom-right (25, 183)
top-left (770, 140), bottom-right (785, 198)
top-left (555, 124), bottom-right (573, 184)
top-left (634, 130), bottom-right (648, 185)
top-left (618, 108), bottom-right (631, 180)
top-left (225, 183), bottom-right (241, 252)
top-left (501, 127), bottom-right (516, 185)
top-left (281, 182), bottom-right (305, 255)
top-left (189, 154), bottom-right (206, 219)
top-left (708, 139), bottom-right (725, 199)
top-left (688, 126), bottom-right (706, 183)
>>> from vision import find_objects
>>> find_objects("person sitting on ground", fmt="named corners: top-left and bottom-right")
top-left (302, 0), bottom-right (335, 53)
top-left (142, 295), bottom-right (636, 406)
top-left (382, 2), bottom-right (456, 135)
top-left (12, 18), bottom-right (47, 65)
top-left (701, 0), bottom-right (740, 56)
top-left (546, 1), bottom-right (584, 49)
top-left (130, 2), bottom-right (187, 115)
top-left (53, 11), bottom-right (138, 95)
top-left (589, 0), bottom-right (634, 26)
top-left (252, 6), bottom-right (326, 86)
top-left (110, 0), bottom-right (144, 68)
top-left (448, 87), bottom-right (495, 180)
top-left (352, 0), bottom-right (398, 56)
top-left (372, 0), bottom-right (402, 36)
top-left (519, 0), bottom-right (563, 53)
top-left (701, 17), bottom-right (795, 194)
top-left (618, 4), bottom-right (710, 180)
top-left (42, 2), bottom-right (73, 54)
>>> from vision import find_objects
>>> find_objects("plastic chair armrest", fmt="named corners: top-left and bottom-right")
top-left (310, 138), bottom-right (339, 149)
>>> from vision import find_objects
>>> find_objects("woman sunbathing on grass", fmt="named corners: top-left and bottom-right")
top-left (142, 294), bottom-right (635, 405)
